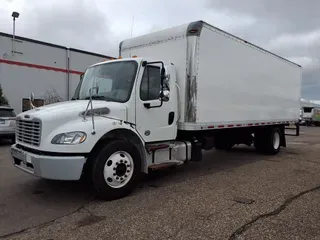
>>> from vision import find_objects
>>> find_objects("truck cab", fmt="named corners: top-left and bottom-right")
top-left (301, 106), bottom-right (314, 125)
top-left (11, 57), bottom-right (180, 200)
top-left (72, 57), bottom-right (178, 143)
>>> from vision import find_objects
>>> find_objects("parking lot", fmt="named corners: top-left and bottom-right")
top-left (0, 126), bottom-right (320, 240)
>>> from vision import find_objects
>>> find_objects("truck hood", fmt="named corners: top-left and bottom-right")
top-left (18, 100), bottom-right (127, 122)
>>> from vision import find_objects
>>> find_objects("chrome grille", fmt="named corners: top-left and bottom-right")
top-left (16, 118), bottom-right (41, 146)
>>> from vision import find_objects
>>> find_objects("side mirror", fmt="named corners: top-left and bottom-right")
top-left (80, 73), bottom-right (84, 80)
top-left (159, 67), bottom-right (170, 102)
top-left (29, 92), bottom-right (36, 109)
top-left (30, 92), bottom-right (35, 102)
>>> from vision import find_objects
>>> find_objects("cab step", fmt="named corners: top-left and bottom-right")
top-left (148, 160), bottom-right (184, 170)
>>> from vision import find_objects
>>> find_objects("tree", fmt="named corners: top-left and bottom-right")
top-left (0, 85), bottom-right (9, 106)
top-left (43, 89), bottom-right (63, 105)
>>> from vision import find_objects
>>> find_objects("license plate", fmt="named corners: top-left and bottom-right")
top-left (11, 148), bottom-right (32, 164)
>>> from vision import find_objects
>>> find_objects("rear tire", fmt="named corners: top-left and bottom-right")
top-left (264, 127), bottom-right (281, 155)
top-left (91, 139), bottom-right (142, 201)
top-left (254, 127), bottom-right (281, 155)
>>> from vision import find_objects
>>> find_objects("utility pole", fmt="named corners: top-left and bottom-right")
top-left (11, 11), bottom-right (20, 56)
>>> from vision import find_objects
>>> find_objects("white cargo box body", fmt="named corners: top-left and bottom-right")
top-left (120, 20), bottom-right (302, 131)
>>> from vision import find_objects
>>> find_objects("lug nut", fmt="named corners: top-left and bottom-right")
top-left (120, 160), bottom-right (123, 163)
top-left (125, 175), bottom-right (127, 178)
top-left (116, 163), bottom-right (119, 165)
top-left (113, 173), bottom-right (116, 176)
top-left (113, 167), bottom-right (116, 170)
top-left (116, 177), bottom-right (119, 180)
top-left (120, 178), bottom-right (123, 181)
top-left (127, 170), bottom-right (130, 173)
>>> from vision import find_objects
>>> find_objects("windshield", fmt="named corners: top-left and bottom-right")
top-left (76, 60), bottom-right (138, 102)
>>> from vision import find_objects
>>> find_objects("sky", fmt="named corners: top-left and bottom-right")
top-left (0, 0), bottom-right (319, 100)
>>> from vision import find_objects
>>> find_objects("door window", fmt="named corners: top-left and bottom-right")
top-left (140, 66), bottom-right (161, 101)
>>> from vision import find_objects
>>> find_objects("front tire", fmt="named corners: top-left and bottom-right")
top-left (91, 139), bottom-right (142, 200)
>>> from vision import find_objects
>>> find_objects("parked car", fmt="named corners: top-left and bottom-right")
top-left (0, 106), bottom-right (16, 143)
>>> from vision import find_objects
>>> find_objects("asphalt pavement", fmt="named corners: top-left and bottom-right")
top-left (0, 126), bottom-right (320, 240)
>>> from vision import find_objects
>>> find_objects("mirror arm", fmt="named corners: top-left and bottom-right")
top-left (144, 101), bottom-right (163, 109)
top-left (29, 92), bottom-right (37, 110)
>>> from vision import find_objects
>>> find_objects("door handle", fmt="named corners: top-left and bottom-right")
top-left (168, 112), bottom-right (175, 125)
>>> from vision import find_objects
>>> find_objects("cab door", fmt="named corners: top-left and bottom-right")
top-left (135, 64), bottom-right (177, 143)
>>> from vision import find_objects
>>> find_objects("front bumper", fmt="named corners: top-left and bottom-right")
top-left (11, 144), bottom-right (87, 180)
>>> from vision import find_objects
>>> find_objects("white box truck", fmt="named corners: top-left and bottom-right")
top-left (10, 20), bottom-right (302, 200)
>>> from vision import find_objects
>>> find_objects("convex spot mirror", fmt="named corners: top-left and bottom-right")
top-left (159, 89), bottom-right (170, 102)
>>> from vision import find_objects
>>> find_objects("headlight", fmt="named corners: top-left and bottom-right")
top-left (51, 131), bottom-right (87, 145)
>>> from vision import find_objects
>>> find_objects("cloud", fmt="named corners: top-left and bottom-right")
top-left (0, 0), bottom-right (319, 99)
top-left (288, 57), bottom-right (320, 70)
top-left (207, 0), bottom-right (320, 33)
top-left (267, 29), bottom-right (320, 51)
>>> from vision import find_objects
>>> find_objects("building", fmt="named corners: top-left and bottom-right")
top-left (0, 32), bottom-right (114, 114)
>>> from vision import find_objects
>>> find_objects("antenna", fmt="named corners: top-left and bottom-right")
top-left (130, 16), bottom-right (134, 37)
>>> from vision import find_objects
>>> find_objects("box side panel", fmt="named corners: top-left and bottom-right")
top-left (121, 37), bottom-right (188, 122)
top-left (120, 23), bottom-right (189, 54)
top-left (194, 25), bottom-right (301, 125)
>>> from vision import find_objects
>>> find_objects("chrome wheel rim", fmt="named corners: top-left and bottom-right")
top-left (103, 151), bottom-right (134, 188)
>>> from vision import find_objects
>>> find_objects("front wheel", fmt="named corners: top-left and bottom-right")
top-left (91, 139), bottom-right (142, 200)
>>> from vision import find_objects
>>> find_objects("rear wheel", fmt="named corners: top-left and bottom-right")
top-left (91, 139), bottom-right (142, 200)
top-left (254, 127), bottom-right (281, 155)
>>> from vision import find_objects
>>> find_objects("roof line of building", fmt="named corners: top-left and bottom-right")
top-left (0, 32), bottom-right (115, 59)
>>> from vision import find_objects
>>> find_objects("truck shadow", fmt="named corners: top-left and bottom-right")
top-left (32, 146), bottom-right (278, 198)
top-left (0, 144), bottom-right (294, 237)
top-left (139, 146), bottom-right (268, 190)
top-left (3, 145), bottom-right (287, 216)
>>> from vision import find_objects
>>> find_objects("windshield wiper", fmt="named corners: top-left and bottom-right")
top-left (84, 95), bottom-right (110, 101)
